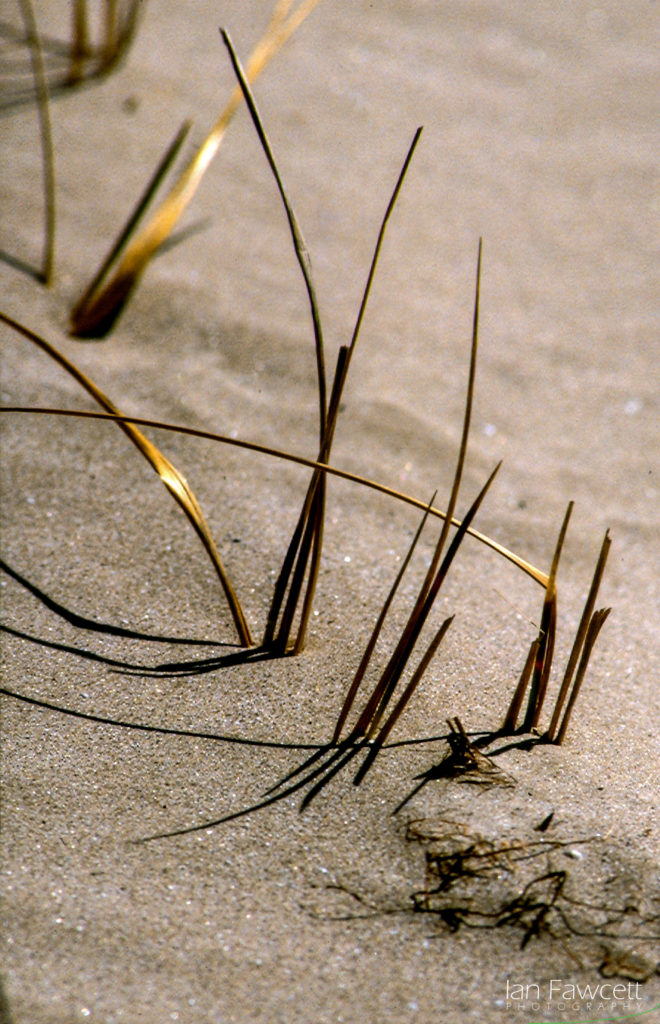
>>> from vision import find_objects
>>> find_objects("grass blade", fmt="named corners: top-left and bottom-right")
top-left (501, 637), bottom-right (540, 734)
top-left (332, 493), bottom-right (436, 744)
top-left (0, 312), bottom-right (252, 646)
top-left (547, 530), bottom-right (612, 740)
top-left (71, 120), bottom-right (192, 337)
top-left (0, 404), bottom-right (548, 588)
top-left (523, 501), bottom-right (573, 731)
top-left (221, 27), bottom-right (326, 440)
top-left (554, 607), bottom-right (611, 744)
top-left (353, 615), bottom-right (454, 785)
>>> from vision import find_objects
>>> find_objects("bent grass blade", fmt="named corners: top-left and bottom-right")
top-left (0, 311), bottom-right (252, 646)
top-left (0, 403), bottom-right (549, 589)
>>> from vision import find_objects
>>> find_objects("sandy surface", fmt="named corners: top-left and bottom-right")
top-left (1, 2), bottom-right (659, 1022)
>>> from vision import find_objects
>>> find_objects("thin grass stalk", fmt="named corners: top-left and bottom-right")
top-left (546, 530), bottom-right (611, 741)
top-left (554, 607), bottom-right (611, 745)
top-left (0, 312), bottom-right (252, 646)
top-left (530, 592), bottom-right (556, 729)
top-left (523, 501), bottom-right (573, 731)
top-left (353, 614), bottom-right (454, 785)
top-left (18, 0), bottom-right (55, 285)
top-left (221, 28), bottom-right (326, 439)
top-left (71, 121), bottom-right (191, 336)
top-left (290, 478), bottom-right (326, 654)
top-left (271, 477), bottom-right (325, 654)
top-left (1, 402), bottom-right (549, 586)
top-left (321, 128), bottom-right (424, 461)
top-left (70, 0), bottom-right (323, 337)
top-left (332, 494), bottom-right (436, 744)
top-left (501, 637), bottom-right (540, 734)
top-left (221, 27), bottom-right (330, 654)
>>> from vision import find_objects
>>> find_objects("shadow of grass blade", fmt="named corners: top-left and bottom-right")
top-left (68, 0), bottom-right (323, 337)
top-left (0, 311), bottom-right (252, 646)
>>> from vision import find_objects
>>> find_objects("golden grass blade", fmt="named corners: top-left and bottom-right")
top-left (547, 529), bottom-right (611, 741)
top-left (501, 637), bottom-right (540, 734)
top-left (554, 607), bottom-right (611, 745)
top-left (523, 501), bottom-right (573, 731)
top-left (70, 0), bottom-right (324, 337)
top-left (18, 0), bottom-right (55, 285)
top-left (332, 494), bottom-right (436, 744)
top-left (0, 404), bottom-right (548, 587)
top-left (353, 615), bottom-right (454, 785)
top-left (0, 312), bottom-right (252, 646)
top-left (71, 120), bottom-right (192, 337)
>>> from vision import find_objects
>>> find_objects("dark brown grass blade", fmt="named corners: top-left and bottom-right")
top-left (332, 494), bottom-right (437, 744)
top-left (18, 0), bottom-right (55, 285)
top-left (501, 637), bottom-right (540, 734)
top-left (554, 607), bottom-right (611, 745)
top-left (523, 501), bottom-right (573, 731)
top-left (70, 120), bottom-right (192, 337)
top-left (1, 403), bottom-right (548, 587)
top-left (353, 614), bottom-right (454, 785)
top-left (354, 461), bottom-right (502, 742)
top-left (546, 530), bottom-right (611, 741)
top-left (0, 312), bottom-right (252, 646)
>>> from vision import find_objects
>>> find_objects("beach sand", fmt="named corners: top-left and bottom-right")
top-left (1, 3), bottom-right (658, 1021)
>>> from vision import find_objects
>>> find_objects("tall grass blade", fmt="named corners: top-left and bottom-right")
top-left (332, 494), bottom-right (436, 744)
top-left (501, 637), bottom-right (540, 734)
top-left (265, 130), bottom-right (424, 652)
